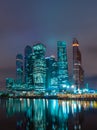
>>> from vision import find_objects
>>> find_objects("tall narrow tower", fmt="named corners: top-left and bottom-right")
top-left (16, 54), bottom-right (23, 84)
top-left (46, 56), bottom-right (58, 89)
top-left (57, 41), bottom-right (69, 89)
top-left (24, 45), bottom-right (32, 83)
top-left (33, 43), bottom-right (46, 91)
top-left (72, 38), bottom-right (84, 89)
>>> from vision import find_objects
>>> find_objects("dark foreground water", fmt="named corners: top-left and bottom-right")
top-left (0, 98), bottom-right (97, 130)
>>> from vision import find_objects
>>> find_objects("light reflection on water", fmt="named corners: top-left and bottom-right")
top-left (0, 98), bottom-right (97, 130)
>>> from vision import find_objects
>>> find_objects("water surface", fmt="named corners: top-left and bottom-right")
top-left (0, 98), bottom-right (97, 130)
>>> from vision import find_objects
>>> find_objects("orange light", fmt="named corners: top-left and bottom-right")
top-left (72, 43), bottom-right (79, 47)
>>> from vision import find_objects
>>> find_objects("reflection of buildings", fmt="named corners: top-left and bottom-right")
top-left (46, 56), bottom-right (58, 90)
top-left (46, 100), bottom-right (68, 129)
top-left (6, 99), bottom-right (95, 117)
top-left (72, 38), bottom-right (84, 89)
top-left (31, 99), bottom-right (46, 130)
top-left (6, 98), bottom-right (32, 117)
top-left (57, 41), bottom-right (69, 89)
top-left (33, 43), bottom-right (46, 91)
top-left (4, 98), bottom-right (97, 130)
top-left (24, 45), bottom-right (32, 83)
top-left (16, 54), bottom-right (23, 84)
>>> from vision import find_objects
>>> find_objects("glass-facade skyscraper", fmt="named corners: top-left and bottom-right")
top-left (16, 54), bottom-right (23, 84)
top-left (57, 41), bottom-right (69, 89)
top-left (14, 39), bottom-right (84, 92)
top-left (46, 56), bottom-right (58, 90)
top-left (26, 53), bottom-right (35, 86)
top-left (33, 43), bottom-right (46, 91)
top-left (24, 45), bottom-right (32, 83)
top-left (72, 38), bottom-right (84, 89)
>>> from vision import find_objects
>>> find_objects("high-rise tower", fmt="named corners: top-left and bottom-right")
top-left (24, 45), bottom-right (32, 83)
top-left (26, 53), bottom-right (35, 86)
top-left (72, 38), bottom-right (84, 89)
top-left (46, 56), bottom-right (58, 90)
top-left (16, 54), bottom-right (23, 84)
top-left (33, 43), bottom-right (46, 91)
top-left (57, 41), bottom-right (69, 89)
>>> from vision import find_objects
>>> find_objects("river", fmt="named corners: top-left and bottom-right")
top-left (0, 98), bottom-right (97, 130)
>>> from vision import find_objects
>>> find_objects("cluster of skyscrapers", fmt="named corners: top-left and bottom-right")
top-left (6, 38), bottom-right (84, 92)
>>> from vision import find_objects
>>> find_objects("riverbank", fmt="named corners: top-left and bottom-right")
top-left (1, 93), bottom-right (97, 101)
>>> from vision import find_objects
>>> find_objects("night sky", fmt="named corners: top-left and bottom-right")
top-left (0, 0), bottom-right (97, 89)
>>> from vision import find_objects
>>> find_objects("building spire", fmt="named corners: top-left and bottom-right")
top-left (72, 38), bottom-right (79, 47)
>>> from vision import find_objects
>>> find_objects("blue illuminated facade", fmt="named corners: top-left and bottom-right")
top-left (6, 78), bottom-right (14, 89)
top-left (14, 41), bottom-right (70, 92)
top-left (33, 43), bottom-right (46, 91)
top-left (57, 41), bottom-right (69, 89)
top-left (26, 53), bottom-right (35, 86)
top-left (9, 39), bottom-right (85, 93)
top-left (24, 45), bottom-right (32, 83)
top-left (16, 54), bottom-right (23, 84)
top-left (46, 56), bottom-right (58, 90)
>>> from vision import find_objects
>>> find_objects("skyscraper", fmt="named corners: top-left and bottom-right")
top-left (16, 54), bottom-right (23, 84)
top-left (72, 38), bottom-right (84, 89)
top-left (57, 41), bottom-right (69, 89)
top-left (46, 56), bottom-right (58, 90)
top-left (24, 45), bottom-right (32, 83)
top-left (33, 43), bottom-right (46, 91)
top-left (27, 53), bottom-right (35, 86)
